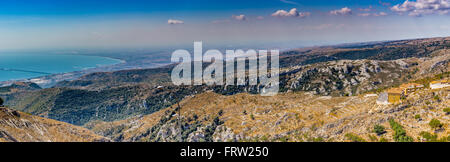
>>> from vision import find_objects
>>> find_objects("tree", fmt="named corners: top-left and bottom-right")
top-left (0, 97), bottom-right (3, 106)
top-left (429, 119), bottom-right (443, 130)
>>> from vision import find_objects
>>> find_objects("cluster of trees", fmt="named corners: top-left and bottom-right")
top-left (389, 119), bottom-right (414, 142)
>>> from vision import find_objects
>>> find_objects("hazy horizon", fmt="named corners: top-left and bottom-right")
top-left (1, 0), bottom-right (450, 51)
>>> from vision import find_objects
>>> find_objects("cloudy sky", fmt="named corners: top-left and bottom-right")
top-left (0, 0), bottom-right (449, 51)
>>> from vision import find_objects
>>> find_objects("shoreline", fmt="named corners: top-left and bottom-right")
top-left (0, 55), bottom-right (126, 88)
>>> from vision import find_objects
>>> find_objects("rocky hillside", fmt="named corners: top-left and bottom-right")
top-left (279, 37), bottom-right (450, 67)
top-left (0, 82), bottom-right (41, 94)
top-left (0, 106), bottom-right (108, 142)
top-left (87, 83), bottom-right (449, 142)
top-left (4, 50), bottom-right (448, 127)
top-left (282, 59), bottom-right (406, 96)
top-left (4, 84), bottom-right (208, 125)
top-left (281, 50), bottom-right (449, 96)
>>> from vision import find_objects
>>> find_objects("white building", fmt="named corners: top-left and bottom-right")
top-left (430, 80), bottom-right (450, 89)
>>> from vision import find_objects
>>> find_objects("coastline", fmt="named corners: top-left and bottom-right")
top-left (0, 55), bottom-right (126, 88)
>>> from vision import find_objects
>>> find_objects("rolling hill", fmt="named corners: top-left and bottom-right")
top-left (0, 106), bottom-right (108, 142)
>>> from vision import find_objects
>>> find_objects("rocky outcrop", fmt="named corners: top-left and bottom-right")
top-left (285, 60), bottom-right (406, 96)
top-left (212, 126), bottom-right (238, 142)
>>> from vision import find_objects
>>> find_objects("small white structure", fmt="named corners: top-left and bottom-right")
top-left (430, 80), bottom-right (450, 89)
top-left (364, 94), bottom-right (378, 97)
top-left (376, 92), bottom-right (389, 105)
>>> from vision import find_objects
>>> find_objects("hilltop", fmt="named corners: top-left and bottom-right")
top-left (0, 106), bottom-right (108, 142)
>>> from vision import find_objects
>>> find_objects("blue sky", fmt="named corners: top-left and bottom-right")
top-left (0, 0), bottom-right (449, 50)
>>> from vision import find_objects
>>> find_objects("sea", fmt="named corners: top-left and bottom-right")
top-left (0, 53), bottom-right (122, 82)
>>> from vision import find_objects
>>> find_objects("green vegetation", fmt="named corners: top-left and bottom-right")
top-left (419, 131), bottom-right (438, 142)
top-left (389, 119), bottom-right (414, 142)
top-left (428, 119), bottom-right (443, 130)
top-left (433, 95), bottom-right (441, 101)
top-left (444, 108), bottom-right (450, 115)
top-left (379, 137), bottom-right (389, 142)
top-left (311, 137), bottom-right (324, 142)
top-left (373, 125), bottom-right (386, 135)
top-left (414, 114), bottom-right (421, 120)
top-left (345, 133), bottom-right (366, 142)
top-left (419, 132), bottom-right (448, 142)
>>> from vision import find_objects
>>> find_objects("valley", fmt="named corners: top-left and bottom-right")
top-left (1, 37), bottom-right (449, 142)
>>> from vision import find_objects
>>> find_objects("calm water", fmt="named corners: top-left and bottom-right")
top-left (0, 54), bottom-right (122, 82)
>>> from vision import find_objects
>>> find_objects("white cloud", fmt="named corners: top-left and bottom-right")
top-left (358, 12), bottom-right (388, 17)
top-left (232, 14), bottom-right (247, 21)
top-left (330, 7), bottom-right (353, 15)
top-left (256, 16), bottom-right (265, 20)
top-left (391, 0), bottom-right (450, 16)
top-left (374, 12), bottom-right (388, 16)
top-left (168, 19), bottom-right (184, 25)
top-left (272, 8), bottom-right (311, 18)
top-left (280, 0), bottom-right (300, 5)
top-left (358, 13), bottom-right (371, 17)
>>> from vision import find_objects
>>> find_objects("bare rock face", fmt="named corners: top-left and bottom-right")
top-left (187, 127), bottom-right (207, 142)
top-left (285, 60), bottom-right (405, 96)
top-left (212, 125), bottom-right (237, 142)
top-left (155, 122), bottom-right (182, 142)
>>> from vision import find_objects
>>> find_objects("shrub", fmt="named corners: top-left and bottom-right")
top-left (443, 108), bottom-right (450, 115)
top-left (379, 137), bottom-right (388, 142)
top-left (373, 125), bottom-right (386, 135)
top-left (433, 95), bottom-right (440, 101)
top-left (312, 137), bottom-right (324, 142)
top-left (389, 119), bottom-right (414, 142)
top-left (414, 114), bottom-right (421, 120)
top-left (345, 133), bottom-right (366, 142)
top-left (0, 97), bottom-right (3, 106)
top-left (419, 131), bottom-right (437, 142)
top-left (428, 119), bottom-right (442, 130)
